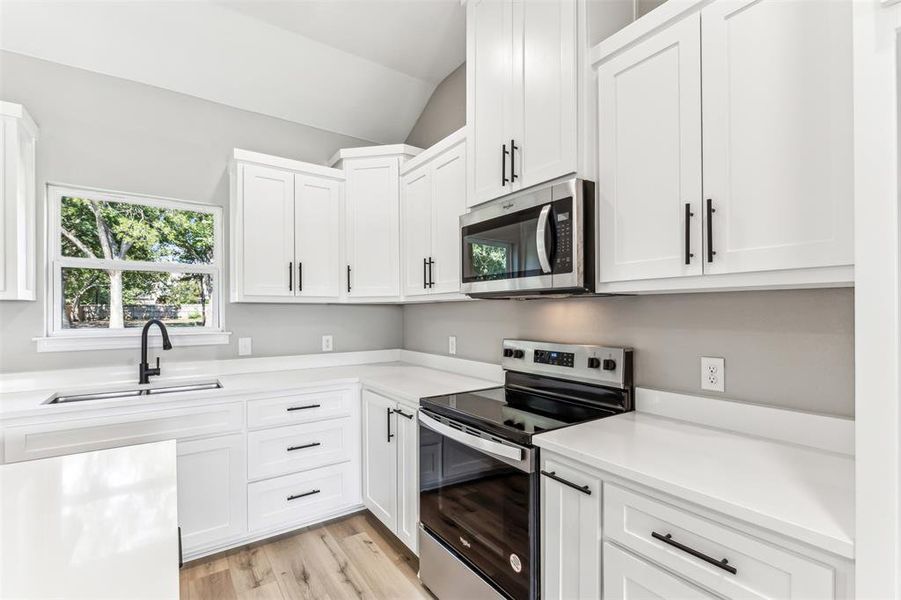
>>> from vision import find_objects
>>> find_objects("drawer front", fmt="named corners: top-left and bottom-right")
top-left (248, 461), bottom-right (361, 532)
top-left (605, 542), bottom-right (717, 599)
top-left (247, 417), bottom-right (357, 480)
top-left (604, 484), bottom-right (835, 599)
top-left (3, 402), bottom-right (244, 463)
top-left (247, 387), bottom-right (355, 429)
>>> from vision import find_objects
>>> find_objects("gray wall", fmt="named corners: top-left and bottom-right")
top-left (405, 63), bottom-right (466, 148)
top-left (404, 290), bottom-right (855, 417)
top-left (0, 51), bottom-right (403, 373)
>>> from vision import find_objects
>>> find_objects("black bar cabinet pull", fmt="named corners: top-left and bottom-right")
top-left (502, 144), bottom-right (510, 186)
top-left (287, 442), bottom-right (321, 452)
top-left (706, 198), bottom-right (716, 263)
top-left (684, 203), bottom-right (694, 265)
top-left (298, 262), bottom-right (303, 292)
top-left (651, 532), bottom-right (737, 575)
top-left (510, 139), bottom-right (518, 181)
top-left (346, 265), bottom-right (352, 293)
top-left (540, 470), bottom-right (591, 495)
top-left (427, 257), bottom-right (434, 288)
top-left (287, 489), bottom-right (320, 502)
top-left (288, 261), bottom-right (293, 291)
top-left (178, 526), bottom-right (183, 569)
top-left (423, 257), bottom-right (428, 289)
top-left (395, 408), bottom-right (415, 420)
top-left (286, 404), bottom-right (320, 412)
top-left (387, 407), bottom-right (394, 442)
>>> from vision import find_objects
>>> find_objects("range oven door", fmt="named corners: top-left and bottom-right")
top-left (460, 178), bottom-right (588, 297)
top-left (419, 410), bottom-right (537, 600)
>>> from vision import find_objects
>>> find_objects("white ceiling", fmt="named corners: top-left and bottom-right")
top-left (0, 0), bottom-right (466, 144)
top-left (215, 0), bottom-right (465, 83)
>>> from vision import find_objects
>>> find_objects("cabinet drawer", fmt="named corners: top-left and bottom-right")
top-left (604, 542), bottom-right (716, 599)
top-left (247, 417), bottom-right (357, 480)
top-left (248, 461), bottom-right (361, 532)
top-left (604, 484), bottom-right (835, 599)
top-left (247, 387), bottom-right (355, 429)
top-left (3, 402), bottom-right (244, 463)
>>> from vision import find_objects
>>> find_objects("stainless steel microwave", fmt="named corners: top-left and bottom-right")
top-left (460, 177), bottom-right (595, 298)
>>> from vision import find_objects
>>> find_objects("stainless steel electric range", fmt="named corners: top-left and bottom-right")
top-left (417, 339), bottom-right (634, 600)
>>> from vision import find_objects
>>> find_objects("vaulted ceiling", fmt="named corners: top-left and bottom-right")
top-left (0, 0), bottom-right (466, 144)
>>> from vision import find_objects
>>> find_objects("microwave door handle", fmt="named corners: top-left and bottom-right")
top-left (536, 204), bottom-right (553, 274)
top-left (418, 412), bottom-right (523, 461)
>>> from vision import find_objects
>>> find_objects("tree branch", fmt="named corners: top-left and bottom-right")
top-left (61, 228), bottom-right (97, 259)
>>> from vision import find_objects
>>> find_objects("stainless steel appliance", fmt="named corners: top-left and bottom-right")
top-left (460, 178), bottom-right (595, 298)
top-left (418, 340), bottom-right (633, 600)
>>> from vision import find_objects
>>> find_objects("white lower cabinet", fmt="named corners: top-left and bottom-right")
top-left (361, 388), bottom-right (419, 554)
top-left (177, 434), bottom-right (247, 553)
top-left (604, 542), bottom-right (715, 600)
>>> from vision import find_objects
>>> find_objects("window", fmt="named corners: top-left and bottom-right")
top-left (39, 185), bottom-right (228, 351)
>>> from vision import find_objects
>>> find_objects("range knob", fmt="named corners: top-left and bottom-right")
top-left (587, 357), bottom-right (601, 369)
top-left (513, 349), bottom-right (525, 359)
top-left (503, 348), bottom-right (514, 358)
top-left (602, 358), bottom-right (617, 371)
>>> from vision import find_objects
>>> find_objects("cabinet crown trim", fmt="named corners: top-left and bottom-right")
top-left (328, 144), bottom-right (422, 167)
top-left (231, 148), bottom-right (344, 179)
top-left (400, 128), bottom-right (466, 175)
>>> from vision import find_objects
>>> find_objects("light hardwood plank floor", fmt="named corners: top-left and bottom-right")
top-left (180, 511), bottom-right (433, 600)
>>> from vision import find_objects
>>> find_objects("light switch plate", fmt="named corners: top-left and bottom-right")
top-left (238, 337), bottom-right (252, 356)
top-left (448, 335), bottom-right (457, 355)
top-left (701, 356), bottom-right (725, 392)
top-left (322, 335), bottom-right (333, 352)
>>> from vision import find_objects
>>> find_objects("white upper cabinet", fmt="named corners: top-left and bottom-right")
top-left (0, 102), bottom-right (38, 301)
top-left (294, 174), bottom-right (342, 299)
top-left (400, 130), bottom-right (466, 299)
top-left (230, 150), bottom-right (345, 303)
top-left (597, 14), bottom-right (702, 283)
top-left (700, 0), bottom-right (853, 275)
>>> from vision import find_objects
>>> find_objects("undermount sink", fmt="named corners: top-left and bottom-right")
top-left (46, 380), bottom-right (223, 405)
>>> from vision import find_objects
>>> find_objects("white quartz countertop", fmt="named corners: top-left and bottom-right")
top-left (534, 411), bottom-right (855, 559)
top-left (0, 351), bottom-right (502, 419)
top-left (0, 440), bottom-right (179, 599)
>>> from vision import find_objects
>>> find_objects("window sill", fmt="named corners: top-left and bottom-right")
top-left (34, 330), bottom-right (232, 353)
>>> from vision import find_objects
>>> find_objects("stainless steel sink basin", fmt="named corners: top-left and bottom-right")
top-left (47, 380), bottom-right (222, 404)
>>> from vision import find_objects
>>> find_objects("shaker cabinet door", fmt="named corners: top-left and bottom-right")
top-left (294, 174), bottom-right (341, 299)
top-left (394, 405), bottom-right (420, 555)
top-left (604, 543), bottom-right (716, 600)
top-left (429, 142), bottom-right (466, 295)
top-left (401, 166), bottom-right (433, 297)
top-left (239, 164), bottom-right (295, 297)
top-left (361, 389), bottom-right (398, 532)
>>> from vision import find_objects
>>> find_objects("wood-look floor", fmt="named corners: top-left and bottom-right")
top-left (179, 511), bottom-right (433, 600)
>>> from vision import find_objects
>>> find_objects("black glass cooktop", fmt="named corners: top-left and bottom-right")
top-left (420, 375), bottom-right (628, 446)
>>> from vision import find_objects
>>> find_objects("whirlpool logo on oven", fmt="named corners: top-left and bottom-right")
top-left (509, 553), bottom-right (522, 573)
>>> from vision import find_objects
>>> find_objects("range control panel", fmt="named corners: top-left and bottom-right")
top-left (501, 339), bottom-right (633, 389)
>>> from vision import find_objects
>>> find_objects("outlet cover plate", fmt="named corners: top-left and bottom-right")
top-left (448, 335), bottom-right (457, 355)
top-left (238, 337), bottom-right (252, 356)
top-left (322, 335), bottom-right (333, 352)
top-left (701, 356), bottom-right (725, 392)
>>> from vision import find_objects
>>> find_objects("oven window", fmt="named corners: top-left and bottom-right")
top-left (419, 422), bottom-right (534, 600)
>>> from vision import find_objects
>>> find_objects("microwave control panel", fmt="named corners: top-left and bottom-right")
top-left (553, 196), bottom-right (573, 273)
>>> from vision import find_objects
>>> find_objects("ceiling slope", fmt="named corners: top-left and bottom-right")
top-left (0, 0), bottom-right (445, 143)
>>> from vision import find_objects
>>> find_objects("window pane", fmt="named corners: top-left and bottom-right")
top-left (60, 196), bottom-right (215, 264)
top-left (62, 268), bottom-right (214, 329)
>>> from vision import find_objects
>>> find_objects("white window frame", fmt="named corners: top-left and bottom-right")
top-left (35, 183), bottom-right (230, 352)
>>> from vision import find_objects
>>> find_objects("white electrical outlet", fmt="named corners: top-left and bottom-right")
top-left (701, 357), bottom-right (725, 392)
top-left (238, 337), bottom-right (252, 356)
top-left (322, 335), bottom-right (333, 352)
top-left (448, 335), bottom-right (457, 355)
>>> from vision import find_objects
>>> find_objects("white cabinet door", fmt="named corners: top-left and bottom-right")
top-left (604, 543), bottom-right (716, 600)
top-left (541, 458), bottom-right (603, 600)
top-left (597, 14), bottom-right (702, 283)
top-left (361, 389), bottom-right (398, 532)
top-left (294, 174), bottom-right (341, 299)
top-left (467, 0), bottom-right (516, 206)
top-left (394, 405), bottom-right (419, 555)
top-left (177, 434), bottom-right (247, 554)
top-left (701, 0), bottom-right (853, 275)
top-left (515, 0), bottom-right (578, 190)
top-left (429, 142), bottom-right (466, 295)
top-left (239, 164), bottom-right (295, 298)
top-left (344, 157), bottom-right (400, 298)
top-left (401, 166), bottom-right (432, 297)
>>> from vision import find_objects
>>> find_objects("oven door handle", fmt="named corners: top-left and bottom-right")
top-left (418, 412), bottom-right (523, 461)
top-left (536, 204), bottom-right (553, 274)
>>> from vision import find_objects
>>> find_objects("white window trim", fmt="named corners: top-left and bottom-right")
top-left (35, 183), bottom-right (231, 352)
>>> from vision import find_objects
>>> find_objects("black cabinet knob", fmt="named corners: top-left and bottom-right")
top-left (503, 348), bottom-right (514, 358)
top-left (587, 357), bottom-right (601, 369)
top-left (602, 359), bottom-right (616, 371)
top-left (513, 349), bottom-right (525, 359)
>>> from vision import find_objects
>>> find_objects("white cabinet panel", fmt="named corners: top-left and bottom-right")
top-left (701, 0), bottom-right (853, 275)
top-left (247, 417), bottom-right (355, 480)
top-left (0, 103), bottom-right (37, 301)
top-left (429, 143), bottom-right (466, 295)
top-left (361, 389), bottom-right (398, 531)
top-left (294, 174), bottom-right (341, 299)
top-left (246, 387), bottom-right (354, 430)
top-left (467, 0), bottom-right (516, 206)
top-left (541, 456), bottom-right (603, 600)
top-left (395, 405), bottom-right (419, 554)
top-left (344, 157), bottom-right (400, 298)
top-left (597, 14), bottom-right (703, 283)
top-left (239, 164), bottom-right (295, 298)
top-left (516, 0), bottom-right (578, 189)
top-left (177, 434), bottom-right (247, 553)
top-left (604, 543), bottom-right (715, 600)
top-left (401, 167), bottom-right (432, 297)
